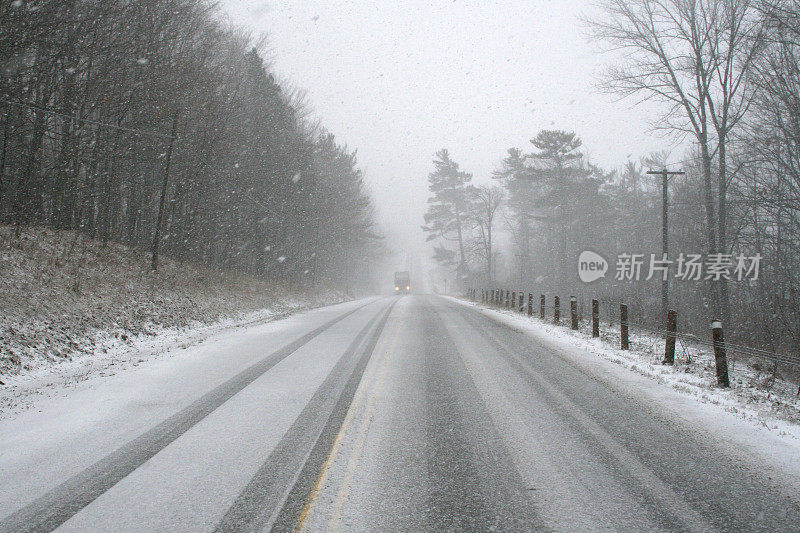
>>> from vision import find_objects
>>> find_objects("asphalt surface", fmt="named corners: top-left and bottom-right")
top-left (1, 295), bottom-right (798, 532)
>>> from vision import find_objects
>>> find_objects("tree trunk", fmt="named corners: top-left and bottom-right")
top-left (700, 137), bottom-right (720, 316)
top-left (717, 133), bottom-right (731, 327)
top-left (487, 220), bottom-right (493, 282)
top-left (0, 103), bottom-right (9, 215)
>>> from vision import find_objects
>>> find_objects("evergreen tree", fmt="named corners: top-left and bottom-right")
top-left (421, 149), bottom-right (475, 278)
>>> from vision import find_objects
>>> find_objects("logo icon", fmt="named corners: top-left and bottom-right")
top-left (578, 251), bottom-right (608, 283)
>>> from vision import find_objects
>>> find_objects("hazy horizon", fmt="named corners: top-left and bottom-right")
top-left (219, 0), bottom-right (684, 274)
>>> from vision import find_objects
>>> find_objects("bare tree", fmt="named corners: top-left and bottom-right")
top-left (0, 0), bottom-right (383, 293)
top-left (735, 0), bottom-right (800, 353)
top-left (469, 185), bottom-right (504, 282)
top-left (588, 0), bottom-right (764, 323)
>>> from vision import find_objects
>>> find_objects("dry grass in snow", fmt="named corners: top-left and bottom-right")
top-left (0, 225), bottom-right (345, 382)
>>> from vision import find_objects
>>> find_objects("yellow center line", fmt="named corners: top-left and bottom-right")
top-left (327, 325), bottom-right (398, 531)
top-left (294, 306), bottom-right (401, 532)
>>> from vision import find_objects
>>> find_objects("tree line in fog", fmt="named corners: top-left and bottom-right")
top-left (0, 0), bottom-right (382, 291)
top-left (424, 0), bottom-right (800, 355)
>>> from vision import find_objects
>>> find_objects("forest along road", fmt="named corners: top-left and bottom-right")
top-left (0, 296), bottom-right (799, 532)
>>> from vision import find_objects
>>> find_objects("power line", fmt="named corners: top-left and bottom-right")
top-left (660, 157), bottom-right (694, 169)
top-left (1, 97), bottom-right (176, 140)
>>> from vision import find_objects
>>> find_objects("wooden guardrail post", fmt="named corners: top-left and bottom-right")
top-left (663, 309), bottom-right (677, 364)
top-left (592, 299), bottom-right (599, 337)
top-left (711, 320), bottom-right (730, 387)
top-left (511, 291), bottom-right (516, 310)
top-left (505, 290), bottom-right (510, 309)
top-left (620, 304), bottom-right (629, 350)
top-left (519, 291), bottom-right (525, 313)
top-left (540, 294), bottom-right (545, 319)
top-left (570, 296), bottom-right (578, 330)
top-left (554, 296), bottom-right (560, 324)
top-left (528, 293), bottom-right (533, 316)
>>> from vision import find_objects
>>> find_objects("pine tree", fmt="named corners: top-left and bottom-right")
top-left (421, 149), bottom-right (475, 278)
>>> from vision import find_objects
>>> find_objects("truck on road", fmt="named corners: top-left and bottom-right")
top-left (394, 271), bottom-right (411, 294)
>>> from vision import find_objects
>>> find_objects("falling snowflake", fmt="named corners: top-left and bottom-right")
top-left (291, 173), bottom-right (301, 183)
top-left (264, 245), bottom-right (271, 251)
top-left (136, 58), bottom-right (148, 65)
top-left (277, 255), bottom-right (286, 263)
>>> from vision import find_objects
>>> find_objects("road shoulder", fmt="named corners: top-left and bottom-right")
top-left (445, 295), bottom-right (800, 505)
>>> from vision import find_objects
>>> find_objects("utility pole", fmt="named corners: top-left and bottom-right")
top-left (646, 168), bottom-right (685, 327)
top-left (151, 110), bottom-right (180, 272)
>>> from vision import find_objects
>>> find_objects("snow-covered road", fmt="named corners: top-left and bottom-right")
top-left (1, 295), bottom-right (798, 532)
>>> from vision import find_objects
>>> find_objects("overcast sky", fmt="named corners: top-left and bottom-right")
top-left (219, 0), bottom-right (682, 268)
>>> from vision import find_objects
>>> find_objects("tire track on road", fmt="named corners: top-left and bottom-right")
top-left (215, 299), bottom-right (396, 532)
top-left (0, 300), bottom-right (376, 533)
top-left (450, 298), bottom-right (800, 531)
top-left (422, 301), bottom-right (546, 532)
top-left (450, 301), bottom-right (717, 532)
top-left (449, 296), bottom-right (800, 531)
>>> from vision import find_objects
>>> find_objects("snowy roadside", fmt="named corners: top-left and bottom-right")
top-left (0, 295), bottom-right (347, 419)
top-left (0, 225), bottom-right (361, 416)
top-left (447, 296), bottom-right (800, 444)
